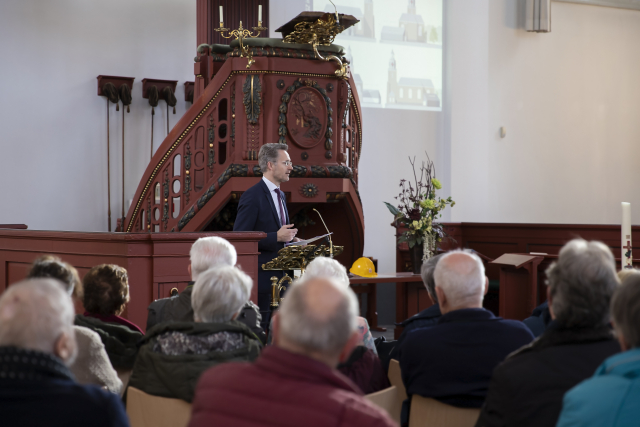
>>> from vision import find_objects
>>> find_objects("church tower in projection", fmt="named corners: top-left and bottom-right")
top-left (408, 0), bottom-right (416, 14)
top-left (387, 50), bottom-right (397, 104)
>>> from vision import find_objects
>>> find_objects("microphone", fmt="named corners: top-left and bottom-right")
top-left (313, 208), bottom-right (333, 258)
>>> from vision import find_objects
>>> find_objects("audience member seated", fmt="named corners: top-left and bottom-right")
top-left (386, 253), bottom-right (444, 368)
top-left (476, 239), bottom-right (621, 427)
top-left (128, 266), bottom-right (261, 402)
top-left (188, 276), bottom-right (397, 427)
top-left (522, 301), bottom-right (552, 337)
top-left (27, 256), bottom-right (122, 394)
top-left (0, 278), bottom-right (129, 427)
top-left (146, 236), bottom-right (266, 343)
top-left (398, 250), bottom-right (534, 411)
top-left (556, 271), bottom-right (640, 427)
top-left (300, 257), bottom-right (389, 394)
top-left (75, 264), bottom-right (144, 372)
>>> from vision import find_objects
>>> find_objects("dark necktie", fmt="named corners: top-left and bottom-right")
top-left (274, 188), bottom-right (286, 227)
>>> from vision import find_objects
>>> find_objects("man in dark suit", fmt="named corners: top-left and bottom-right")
top-left (398, 250), bottom-right (533, 416)
top-left (233, 143), bottom-right (298, 326)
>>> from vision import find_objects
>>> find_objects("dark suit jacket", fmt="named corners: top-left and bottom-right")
top-left (233, 179), bottom-right (290, 301)
top-left (398, 308), bottom-right (534, 408)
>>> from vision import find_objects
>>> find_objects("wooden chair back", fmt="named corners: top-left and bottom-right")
top-left (408, 395), bottom-right (480, 427)
top-left (366, 386), bottom-right (402, 424)
top-left (388, 359), bottom-right (408, 402)
top-left (115, 368), bottom-right (133, 395)
top-left (126, 386), bottom-right (192, 427)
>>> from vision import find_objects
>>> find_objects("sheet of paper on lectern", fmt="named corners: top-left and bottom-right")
top-left (285, 233), bottom-right (333, 247)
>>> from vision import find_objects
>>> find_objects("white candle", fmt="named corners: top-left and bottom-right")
top-left (258, 5), bottom-right (262, 22)
top-left (622, 202), bottom-right (632, 269)
top-left (219, 6), bottom-right (223, 24)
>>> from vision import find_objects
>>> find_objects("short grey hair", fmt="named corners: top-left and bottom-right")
top-left (258, 143), bottom-right (288, 173)
top-left (611, 272), bottom-right (640, 348)
top-left (303, 257), bottom-right (350, 288)
top-left (421, 253), bottom-right (444, 303)
top-left (434, 249), bottom-right (485, 306)
top-left (0, 278), bottom-right (75, 356)
top-left (192, 266), bottom-right (252, 323)
top-left (190, 237), bottom-right (237, 280)
top-left (279, 277), bottom-right (359, 357)
top-left (546, 239), bottom-right (618, 329)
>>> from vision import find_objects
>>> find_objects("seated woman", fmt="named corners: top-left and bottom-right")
top-left (75, 264), bottom-right (144, 379)
top-left (27, 256), bottom-right (123, 394)
top-left (299, 257), bottom-right (390, 394)
top-left (127, 265), bottom-right (262, 402)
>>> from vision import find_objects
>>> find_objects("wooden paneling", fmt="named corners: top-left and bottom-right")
top-left (0, 230), bottom-right (264, 332)
top-left (395, 222), bottom-right (637, 328)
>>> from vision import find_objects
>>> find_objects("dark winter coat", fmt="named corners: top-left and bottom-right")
top-left (74, 314), bottom-right (143, 369)
top-left (475, 323), bottom-right (621, 427)
top-left (128, 320), bottom-right (261, 402)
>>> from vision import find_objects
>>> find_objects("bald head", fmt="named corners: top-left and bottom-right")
top-left (277, 276), bottom-right (359, 362)
top-left (0, 279), bottom-right (76, 363)
top-left (434, 250), bottom-right (486, 312)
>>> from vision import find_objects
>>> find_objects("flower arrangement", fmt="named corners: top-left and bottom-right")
top-left (385, 154), bottom-right (455, 260)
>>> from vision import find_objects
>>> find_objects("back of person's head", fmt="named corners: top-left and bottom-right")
top-left (434, 250), bottom-right (485, 308)
top-left (192, 266), bottom-right (252, 323)
top-left (82, 264), bottom-right (129, 316)
top-left (27, 255), bottom-right (82, 299)
top-left (0, 278), bottom-right (76, 364)
top-left (611, 272), bottom-right (640, 350)
top-left (546, 239), bottom-right (618, 329)
top-left (617, 267), bottom-right (637, 283)
top-left (303, 257), bottom-right (349, 287)
top-left (421, 253), bottom-right (444, 303)
top-left (190, 237), bottom-right (237, 280)
top-left (278, 276), bottom-right (359, 360)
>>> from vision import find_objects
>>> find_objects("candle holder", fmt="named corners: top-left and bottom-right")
top-left (215, 21), bottom-right (267, 69)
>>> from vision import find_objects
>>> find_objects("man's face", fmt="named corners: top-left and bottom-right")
top-left (270, 150), bottom-right (293, 184)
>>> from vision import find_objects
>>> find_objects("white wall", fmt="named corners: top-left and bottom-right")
top-left (0, 0), bottom-right (196, 231)
top-left (449, 0), bottom-right (640, 224)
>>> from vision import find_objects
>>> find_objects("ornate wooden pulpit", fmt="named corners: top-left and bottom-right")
top-left (123, 14), bottom-right (365, 270)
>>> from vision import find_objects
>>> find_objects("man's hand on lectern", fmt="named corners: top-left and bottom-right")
top-left (277, 224), bottom-right (298, 242)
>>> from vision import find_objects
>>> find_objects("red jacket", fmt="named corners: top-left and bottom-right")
top-left (188, 346), bottom-right (397, 427)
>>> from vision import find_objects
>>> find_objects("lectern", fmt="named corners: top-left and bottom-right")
top-left (491, 254), bottom-right (544, 321)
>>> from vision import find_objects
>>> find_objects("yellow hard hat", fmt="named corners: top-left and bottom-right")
top-left (350, 257), bottom-right (377, 278)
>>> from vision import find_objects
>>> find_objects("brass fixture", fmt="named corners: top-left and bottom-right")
top-left (270, 274), bottom-right (293, 308)
top-left (215, 21), bottom-right (267, 69)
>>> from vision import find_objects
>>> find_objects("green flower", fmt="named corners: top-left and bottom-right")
top-left (432, 178), bottom-right (442, 190)
top-left (420, 199), bottom-right (436, 209)
top-left (412, 220), bottom-right (419, 228)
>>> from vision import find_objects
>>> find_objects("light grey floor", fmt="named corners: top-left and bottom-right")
top-left (370, 324), bottom-right (395, 341)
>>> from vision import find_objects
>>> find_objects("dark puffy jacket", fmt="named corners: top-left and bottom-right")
top-left (338, 346), bottom-right (390, 394)
top-left (475, 323), bottom-right (620, 427)
top-left (147, 283), bottom-right (267, 344)
top-left (128, 320), bottom-right (261, 402)
top-left (74, 314), bottom-right (143, 369)
top-left (188, 346), bottom-right (397, 427)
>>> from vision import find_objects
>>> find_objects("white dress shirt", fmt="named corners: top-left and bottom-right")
top-left (262, 176), bottom-right (284, 226)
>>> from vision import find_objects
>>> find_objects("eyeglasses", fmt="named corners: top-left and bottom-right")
top-left (281, 161), bottom-right (293, 167)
